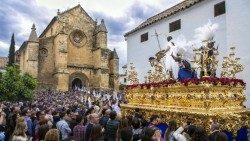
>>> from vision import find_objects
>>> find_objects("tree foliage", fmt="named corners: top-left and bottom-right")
top-left (8, 33), bottom-right (15, 66)
top-left (0, 65), bottom-right (37, 101)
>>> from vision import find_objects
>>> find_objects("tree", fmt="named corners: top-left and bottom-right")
top-left (0, 65), bottom-right (37, 101)
top-left (8, 33), bottom-right (15, 66)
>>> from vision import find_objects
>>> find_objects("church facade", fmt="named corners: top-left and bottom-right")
top-left (16, 5), bottom-right (119, 91)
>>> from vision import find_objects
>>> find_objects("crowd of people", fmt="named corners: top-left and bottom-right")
top-left (0, 89), bottom-right (249, 141)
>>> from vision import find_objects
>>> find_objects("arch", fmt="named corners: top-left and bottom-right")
top-left (72, 78), bottom-right (82, 90)
top-left (69, 72), bottom-right (89, 90)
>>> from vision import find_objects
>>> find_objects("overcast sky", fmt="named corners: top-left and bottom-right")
top-left (0, 0), bottom-right (183, 68)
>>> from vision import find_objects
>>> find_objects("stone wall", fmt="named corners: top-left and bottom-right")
top-left (19, 5), bottom-right (119, 91)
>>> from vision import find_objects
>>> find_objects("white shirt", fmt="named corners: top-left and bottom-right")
top-left (173, 127), bottom-right (187, 141)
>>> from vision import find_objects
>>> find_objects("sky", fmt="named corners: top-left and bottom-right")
top-left (0, 0), bottom-right (183, 69)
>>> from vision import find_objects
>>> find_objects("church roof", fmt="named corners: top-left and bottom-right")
top-left (28, 24), bottom-right (38, 42)
top-left (17, 41), bottom-right (27, 53)
top-left (124, 0), bottom-right (204, 37)
top-left (39, 4), bottom-right (95, 38)
top-left (94, 19), bottom-right (108, 34)
top-left (110, 48), bottom-right (119, 59)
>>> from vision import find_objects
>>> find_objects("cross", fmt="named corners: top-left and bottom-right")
top-left (151, 29), bottom-right (162, 51)
top-left (151, 29), bottom-right (169, 77)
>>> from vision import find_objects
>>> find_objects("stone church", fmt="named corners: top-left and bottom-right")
top-left (16, 5), bottom-right (119, 91)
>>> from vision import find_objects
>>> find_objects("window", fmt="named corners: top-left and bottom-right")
top-left (214, 1), bottom-right (225, 17)
top-left (124, 78), bottom-right (127, 83)
top-left (141, 32), bottom-right (148, 42)
top-left (169, 19), bottom-right (181, 32)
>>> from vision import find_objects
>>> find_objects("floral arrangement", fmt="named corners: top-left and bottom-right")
top-left (126, 77), bottom-right (246, 89)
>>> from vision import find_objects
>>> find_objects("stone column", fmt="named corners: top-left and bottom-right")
top-left (53, 31), bottom-right (69, 91)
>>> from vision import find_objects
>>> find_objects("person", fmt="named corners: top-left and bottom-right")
top-left (44, 129), bottom-right (60, 141)
top-left (191, 126), bottom-right (209, 141)
top-left (148, 115), bottom-right (160, 130)
top-left (164, 36), bottom-right (177, 78)
top-left (172, 122), bottom-right (188, 141)
top-left (104, 111), bottom-right (119, 141)
top-left (120, 118), bottom-right (133, 141)
top-left (164, 120), bottom-right (177, 141)
top-left (52, 111), bottom-right (60, 128)
top-left (214, 132), bottom-right (228, 141)
top-left (12, 118), bottom-right (29, 141)
top-left (21, 108), bottom-right (33, 138)
top-left (36, 118), bottom-right (50, 141)
top-left (171, 53), bottom-right (196, 80)
top-left (183, 125), bottom-right (196, 141)
top-left (56, 112), bottom-right (71, 141)
top-left (99, 109), bottom-right (111, 129)
top-left (89, 124), bottom-right (103, 141)
top-left (148, 115), bottom-right (163, 141)
top-left (6, 106), bottom-right (20, 141)
top-left (209, 122), bottom-right (228, 141)
top-left (73, 115), bottom-right (85, 141)
top-left (248, 127), bottom-right (250, 141)
top-left (85, 113), bottom-right (100, 141)
top-left (132, 117), bottom-right (143, 141)
top-left (140, 127), bottom-right (156, 141)
top-left (0, 109), bottom-right (6, 141)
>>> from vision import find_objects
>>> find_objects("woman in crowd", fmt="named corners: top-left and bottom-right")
top-left (12, 117), bottom-right (29, 141)
top-left (140, 127), bottom-right (156, 141)
top-left (44, 129), bottom-right (60, 141)
top-left (164, 120), bottom-right (177, 141)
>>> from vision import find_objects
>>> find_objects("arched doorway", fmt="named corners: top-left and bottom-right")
top-left (69, 72), bottom-right (89, 90)
top-left (72, 78), bottom-right (83, 90)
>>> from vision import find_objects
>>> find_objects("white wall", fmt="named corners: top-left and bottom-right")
top-left (226, 0), bottom-right (250, 107)
top-left (126, 0), bottom-right (250, 107)
top-left (119, 75), bottom-right (126, 85)
top-left (119, 67), bottom-right (127, 85)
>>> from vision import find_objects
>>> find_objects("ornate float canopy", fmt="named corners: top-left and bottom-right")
top-left (122, 22), bottom-right (250, 134)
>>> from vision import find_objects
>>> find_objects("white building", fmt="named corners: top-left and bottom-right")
top-left (119, 64), bottom-right (127, 85)
top-left (125, 0), bottom-right (250, 106)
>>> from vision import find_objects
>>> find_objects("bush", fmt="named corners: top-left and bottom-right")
top-left (0, 65), bottom-right (37, 101)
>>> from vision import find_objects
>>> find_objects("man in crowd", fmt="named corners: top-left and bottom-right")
top-left (73, 115), bottom-right (85, 141)
top-left (56, 112), bottom-right (71, 141)
top-left (85, 113), bottom-right (100, 141)
top-left (104, 111), bottom-right (119, 141)
top-left (21, 107), bottom-right (33, 137)
top-left (209, 121), bottom-right (228, 141)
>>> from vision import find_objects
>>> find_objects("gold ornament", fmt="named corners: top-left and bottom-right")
top-left (221, 47), bottom-right (244, 78)
top-left (127, 63), bottom-right (139, 85)
top-left (192, 40), bottom-right (219, 77)
top-left (122, 82), bottom-right (250, 134)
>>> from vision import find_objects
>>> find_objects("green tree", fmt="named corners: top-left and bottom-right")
top-left (0, 65), bottom-right (37, 101)
top-left (8, 33), bottom-right (15, 66)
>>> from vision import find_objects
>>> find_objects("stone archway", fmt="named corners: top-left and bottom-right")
top-left (72, 78), bottom-right (82, 90)
top-left (69, 72), bottom-right (89, 90)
